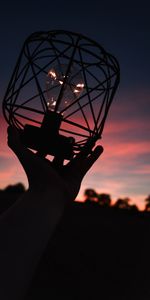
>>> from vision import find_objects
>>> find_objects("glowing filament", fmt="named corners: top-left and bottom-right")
top-left (73, 83), bottom-right (84, 94)
top-left (76, 83), bottom-right (84, 88)
top-left (48, 70), bottom-right (57, 80)
top-left (74, 89), bottom-right (80, 93)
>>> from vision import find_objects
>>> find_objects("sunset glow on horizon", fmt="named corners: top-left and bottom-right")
top-left (0, 85), bottom-right (149, 211)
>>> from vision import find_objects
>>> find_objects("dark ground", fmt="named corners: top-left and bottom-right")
top-left (1, 192), bottom-right (150, 299)
top-left (29, 202), bottom-right (150, 300)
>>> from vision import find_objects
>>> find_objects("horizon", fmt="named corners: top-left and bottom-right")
top-left (0, 180), bottom-right (149, 211)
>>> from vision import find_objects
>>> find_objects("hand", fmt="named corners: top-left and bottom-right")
top-left (7, 126), bottom-right (103, 202)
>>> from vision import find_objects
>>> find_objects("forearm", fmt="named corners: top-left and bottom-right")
top-left (0, 187), bottom-right (65, 300)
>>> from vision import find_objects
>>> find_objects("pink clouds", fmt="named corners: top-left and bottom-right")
top-left (0, 86), bottom-right (149, 211)
top-left (76, 104), bottom-right (150, 210)
top-left (88, 139), bottom-right (150, 178)
top-left (104, 141), bottom-right (150, 158)
top-left (131, 165), bottom-right (150, 175)
top-left (104, 119), bottom-right (150, 135)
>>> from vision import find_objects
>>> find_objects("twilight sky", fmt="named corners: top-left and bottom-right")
top-left (0, 0), bottom-right (150, 209)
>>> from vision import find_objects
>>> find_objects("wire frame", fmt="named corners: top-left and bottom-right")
top-left (3, 30), bottom-right (120, 153)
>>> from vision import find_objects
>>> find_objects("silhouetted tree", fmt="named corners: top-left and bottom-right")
top-left (0, 183), bottom-right (26, 215)
top-left (114, 197), bottom-right (138, 211)
top-left (84, 188), bottom-right (98, 203)
top-left (97, 193), bottom-right (111, 207)
top-left (114, 197), bottom-right (131, 209)
top-left (144, 195), bottom-right (150, 211)
top-left (4, 183), bottom-right (26, 194)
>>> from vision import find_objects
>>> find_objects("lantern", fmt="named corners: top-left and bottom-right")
top-left (3, 30), bottom-right (120, 160)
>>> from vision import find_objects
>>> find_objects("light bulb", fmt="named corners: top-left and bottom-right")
top-left (46, 64), bottom-right (84, 114)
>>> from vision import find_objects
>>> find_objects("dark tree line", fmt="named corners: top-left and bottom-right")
top-left (84, 188), bottom-right (150, 212)
top-left (0, 183), bottom-right (149, 212)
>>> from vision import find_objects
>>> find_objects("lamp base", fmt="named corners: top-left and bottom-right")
top-left (20, 124), bottom-right (75, 159)
top-left (20, 111), bottom-right (75, 160)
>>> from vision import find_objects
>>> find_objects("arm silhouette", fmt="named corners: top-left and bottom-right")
top-left (0, 126), bottom-right (103, 299)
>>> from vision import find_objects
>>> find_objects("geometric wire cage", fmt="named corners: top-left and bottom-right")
top-left (3, 30), bottom-right (120, 159)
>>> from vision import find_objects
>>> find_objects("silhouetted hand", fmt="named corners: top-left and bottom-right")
top-left (0, 126), bottom-right (103, 300)
top-left (7, 126), bottom-right (103, 202)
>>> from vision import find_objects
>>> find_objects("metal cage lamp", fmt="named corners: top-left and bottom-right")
top-left (3, 30), bottom-right (120, 160)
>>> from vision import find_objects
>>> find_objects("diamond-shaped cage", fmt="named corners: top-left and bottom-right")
top-left (3, 30), bottom-right (120, 155)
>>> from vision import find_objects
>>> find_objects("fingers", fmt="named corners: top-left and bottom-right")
top-left (68, 138), bottom-right (96, 169)
top-left (82, 145), bottom-right (103, 174)
top-left (76, 138), bottom-right (96, 159)
top-left (67, 144), bottom-right (103, 181)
